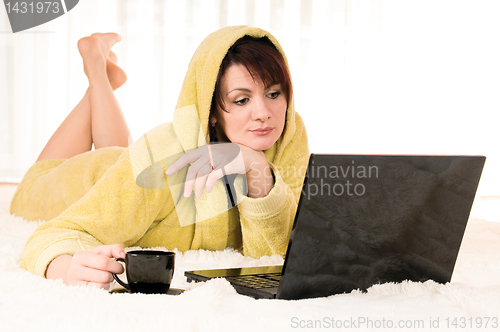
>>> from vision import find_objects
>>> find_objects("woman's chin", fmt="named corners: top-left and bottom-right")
top-left (247, 140), bottom-right (276, 151)
top-left (230, 135), bottom-right (279, 151)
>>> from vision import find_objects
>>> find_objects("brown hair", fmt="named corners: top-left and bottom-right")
top-left (209, 35), bottom-right (292, 142)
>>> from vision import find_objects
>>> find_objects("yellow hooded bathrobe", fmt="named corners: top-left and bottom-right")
top-left (11, 26), bottom-right (310, 278)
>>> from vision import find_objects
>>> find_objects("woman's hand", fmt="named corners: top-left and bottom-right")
top-left (166, 143), bottom-right (274, 198)
top-left (46, 244), bottom-right (125, 290)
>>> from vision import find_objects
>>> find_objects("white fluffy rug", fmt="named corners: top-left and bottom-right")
top-left (1, 211), bottom-right (500, 332)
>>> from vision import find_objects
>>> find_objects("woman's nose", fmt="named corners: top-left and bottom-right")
top-left (251, 97), bottom-right (271, 121)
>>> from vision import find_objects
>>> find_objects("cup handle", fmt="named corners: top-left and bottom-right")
top-left (112, 257), bottom-right (130, 290)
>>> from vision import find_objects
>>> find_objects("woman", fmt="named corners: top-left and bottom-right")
top-left (11, 26), bottom-right (309, 290)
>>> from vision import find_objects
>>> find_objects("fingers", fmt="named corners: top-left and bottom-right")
top-left (64, 247), bottom-right (126, 290)
top-left (165, 148), bottom-right (211, 197)
top-left (92, 244), bottom-right (125, 259)
top-left (166, 143), bottom-right (245, 197)
top-left (74, 250), bottom-right (124, 275)
top-left (205, 168), bottom-right (224, 193)
top-left (184, 158), bottom-right (211, 197)
top-left (166, 149), bottom-right (203, 175)
top-left (193, 163), bottom-right (214, 197)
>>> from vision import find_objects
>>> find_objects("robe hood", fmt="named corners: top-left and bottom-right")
top-left (173, 25), bottom-right (298, 160)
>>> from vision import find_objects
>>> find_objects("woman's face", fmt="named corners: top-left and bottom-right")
top-left (211, 64), bottom-right (287, 151)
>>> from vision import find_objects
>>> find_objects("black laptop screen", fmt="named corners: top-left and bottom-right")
top-left (277, 155), bottom-right (485, 300)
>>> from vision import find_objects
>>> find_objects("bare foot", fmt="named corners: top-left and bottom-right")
top-left (78, 33), bottom-right (127, 90)
top-left (105, 51), bottom-right (127, 90)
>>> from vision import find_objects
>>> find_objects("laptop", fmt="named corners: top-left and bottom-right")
top-left (185, 154), bottom-right (485, 300)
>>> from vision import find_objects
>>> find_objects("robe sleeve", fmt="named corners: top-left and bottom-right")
top-left (21, 149), bottom-right (170, 277)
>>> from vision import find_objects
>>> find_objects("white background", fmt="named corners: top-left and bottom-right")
top-left (0, 0), bottom-right (498, 196)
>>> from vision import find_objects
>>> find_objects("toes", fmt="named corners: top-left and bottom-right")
top-left (90, 32), bottom-right (121, 41)
top-left (90, 32), bottom-right (121, 48)
top-left (78, 33), bottom-right (122, 60)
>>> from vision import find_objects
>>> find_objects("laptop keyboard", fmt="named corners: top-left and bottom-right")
top-left (225, 273), bottom-right (281, 289)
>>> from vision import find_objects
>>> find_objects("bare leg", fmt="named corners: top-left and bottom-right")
top-left (37, 33), bottom-right (129, 162)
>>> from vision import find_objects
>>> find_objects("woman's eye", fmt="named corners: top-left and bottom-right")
top-left (267, 91), bottom-right (281, 99)
top-left (234, 98), bottom-right (249, 106)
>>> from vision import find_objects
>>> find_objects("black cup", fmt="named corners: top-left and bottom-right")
top-left (112, 250), bottom-right (175, 294)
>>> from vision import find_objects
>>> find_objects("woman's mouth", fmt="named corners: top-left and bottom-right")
top-left (250, 127), bottom-right (273, 135)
